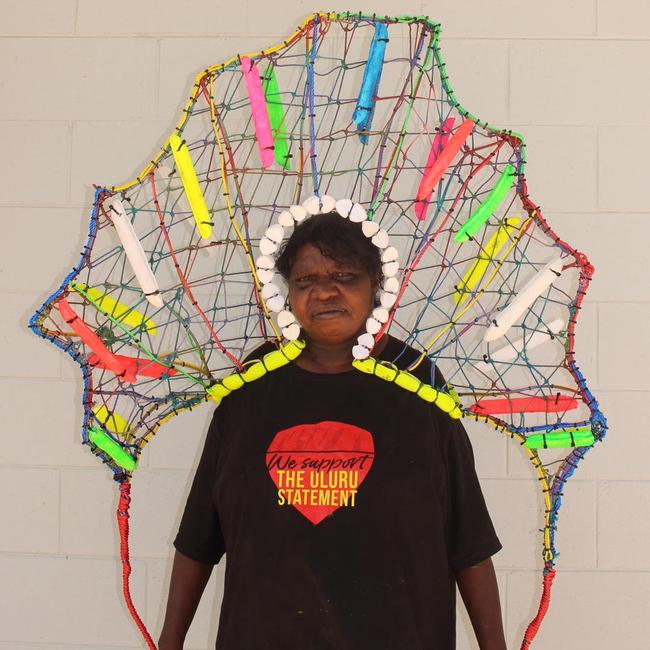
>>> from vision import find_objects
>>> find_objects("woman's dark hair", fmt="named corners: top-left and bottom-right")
top-left (275, 212), bottom-right (382, 283)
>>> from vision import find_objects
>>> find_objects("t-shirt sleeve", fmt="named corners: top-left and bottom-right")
top-left (444, 416), bottom-right (502, 571)
top-left (433, 367), bottom-right (502, 572)
top-left (173, 409), bottom-right (226, 565)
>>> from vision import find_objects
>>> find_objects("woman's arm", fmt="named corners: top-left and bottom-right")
top-left (158, 550), bottom-right (214, 650)
top-left (455, 557), bottom-right (507, 650)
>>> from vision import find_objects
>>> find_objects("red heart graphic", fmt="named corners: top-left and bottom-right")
top-left (266, 421), bottom-right (375, 525)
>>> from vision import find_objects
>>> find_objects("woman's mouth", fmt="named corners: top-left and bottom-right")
top-left (312, 308), bottom-right (346, 320)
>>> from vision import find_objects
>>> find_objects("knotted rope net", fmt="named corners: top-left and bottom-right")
top-left (30, 12), bottom-right (605, 648)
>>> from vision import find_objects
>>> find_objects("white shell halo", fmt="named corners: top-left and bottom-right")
top-left (255, 194), bottom-right (400, 360)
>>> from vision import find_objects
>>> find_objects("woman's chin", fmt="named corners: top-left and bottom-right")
top-left (304, 322), bottom-right (358, 347)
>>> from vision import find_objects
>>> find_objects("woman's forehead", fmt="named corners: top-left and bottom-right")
top-left (289, 243), bottom-right (363, 273)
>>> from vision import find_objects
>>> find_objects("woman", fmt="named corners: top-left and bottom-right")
top-left (159, 212), bottom-right (506, 649)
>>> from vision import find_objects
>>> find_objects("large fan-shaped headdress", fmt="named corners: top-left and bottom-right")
top-left (30, 12), bottom-right (605, 649)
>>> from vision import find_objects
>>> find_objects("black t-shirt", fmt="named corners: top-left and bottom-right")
top-left (174, 337), bottom-right (501, 649)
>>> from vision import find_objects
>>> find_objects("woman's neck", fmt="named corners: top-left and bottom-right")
top-left (295, 334), bottom-right (389, 374)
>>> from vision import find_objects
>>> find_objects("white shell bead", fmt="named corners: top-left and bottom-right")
top-left (352, 344), bottom-right (370, 360)
top-left (289, 205), bottom-right (308, 222)
top-left (302, 195), bottom-right (322, 215)
top-left (319, 195), bottom-right (336, 213)
top-left (335, 198), bottom-right (353, 218)
top-left (265, 223), bottom-right (284, 244)
top-left (371, 229), bottom-right (389, 249)
top-left (349, 203), bottom-right (367, 222)
top-left (282, 323), bottom-right (301, 340)
top-left (260, 237), bottom-right (278, 256)
top-left (261, 283), bottom-right (280, 299)
top-left (382, 261), bottom-right (399, 277)
top-left (381, 246), bottom-right (399, 263)
top-left (366, 317), bottom-right (382, 335)
top-left (361, 220), bottom-right (380, 237)
top-left (373, 306), bottom-right (389, 323)
top-left (266, 294), bottom-right (285, 312)
top-left (383, 276), bottom-right (399, 293)
top-left (256, 255), bottom-right (275, 271)
top-left (380, 292), bottom-right (397, 308)
top-left (278, 210), bottom-right (294, 227)
top-left (257, 268), bottom-right (275, 284)
top-left (357, 332), bottom-right (375, 349)
top-left (277, 310), bottom-right (296, 328)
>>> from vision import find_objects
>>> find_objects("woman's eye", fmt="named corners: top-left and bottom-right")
top-left (291, 272), bottom-right (356, 287)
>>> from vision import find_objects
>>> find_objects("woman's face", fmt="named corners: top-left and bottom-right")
top-left (286, 244), bottom-right (376, 347)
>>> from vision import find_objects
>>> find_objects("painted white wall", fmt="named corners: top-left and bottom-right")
top-left (0, 1), bottom-right (647, 648)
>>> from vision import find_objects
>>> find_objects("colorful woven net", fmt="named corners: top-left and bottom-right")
top-left (30, 12), bottom-right (605, 649)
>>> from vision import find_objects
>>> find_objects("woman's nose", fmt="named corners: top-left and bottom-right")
top-left (311, 277), bottom-right (339, 298)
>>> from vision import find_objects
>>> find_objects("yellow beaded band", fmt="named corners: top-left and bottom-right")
top-left (206, 340), bottom-right (306, 403)
top-left (352, 356), bottom-right (462, 418)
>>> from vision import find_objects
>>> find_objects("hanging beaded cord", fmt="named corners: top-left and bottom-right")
top-left (29, 12), bottom-right (605, 650)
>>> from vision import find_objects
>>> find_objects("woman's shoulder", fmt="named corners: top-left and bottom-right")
top-left (379, 336), bottom-right (444, 387)
top-left (242, 340), bottom-right (278, 363)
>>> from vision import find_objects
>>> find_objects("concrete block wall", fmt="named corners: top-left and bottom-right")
top-left (0, 1), bottom-right (647, 648)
